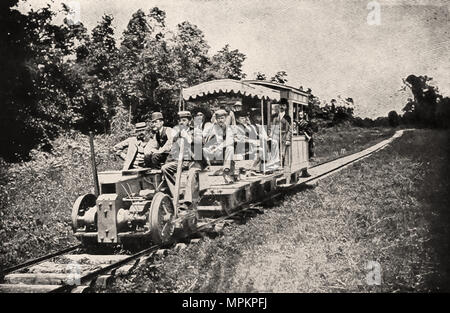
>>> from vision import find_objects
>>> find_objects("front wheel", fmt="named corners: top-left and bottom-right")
top-left (149, 192), bottom-right (175, 244)
top-left (72, 194), bottom-right (97, 232)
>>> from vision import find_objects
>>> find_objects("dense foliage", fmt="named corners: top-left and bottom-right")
top-left (0, 3), bottom-right (248, 162)
top-left (401, 75), bottom-right (450, 128)
top-left (307, 74), bottom-right (450, 130)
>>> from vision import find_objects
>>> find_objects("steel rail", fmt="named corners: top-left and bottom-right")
top-left (1, 244), bottom-right (81, 278)
top-left (50, 244), bottom-right (162, 293)
top-left (308, 129), bottom-right (404, 170)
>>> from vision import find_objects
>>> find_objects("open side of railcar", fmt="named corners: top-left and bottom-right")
top-left (244, 80), bottom-right (312, 184)
top-left (182, 79), bottom-right (311, 216)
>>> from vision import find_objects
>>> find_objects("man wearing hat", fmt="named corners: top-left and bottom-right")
top-left (298, 111), bottom-right (314, 177)
top-left (114, 122), bottom-right (150, 171)
top-left (268, 99), bottom-right (292, 170)
top-left (249, 110), bottom-right (271, 173)
top-left (234, 110), bottom-right (253, 158)
top-left (165, 110), bottom-right (195, 167)
top-left (234, 110), bottom-right (271, 174)
top-left (144, 112), bottom-right (174, 169)
top-left (203, 109), bottom-right (235, 183)
top-left (210, 101), bottom-right (242, 126)
top-left (161, 111), bottom-right (202, 210)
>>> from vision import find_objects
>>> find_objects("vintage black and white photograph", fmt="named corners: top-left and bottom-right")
top-left (0, 0), bottom-right (449, 297)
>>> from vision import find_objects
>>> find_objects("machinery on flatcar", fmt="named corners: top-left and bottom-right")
top-left (71, 79), bottom-right (312, 248)
top-left (72, 158), bottom-right (199, 248)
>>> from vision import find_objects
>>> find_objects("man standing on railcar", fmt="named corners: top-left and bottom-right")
top-left (144, 112), bottom-right (174, 169)
top-left (298, 111), bottom-right (315, 158)
top-left (298, 111), bottom-right (314, 177)
top-left (268, 99), bottom-right (292, 170)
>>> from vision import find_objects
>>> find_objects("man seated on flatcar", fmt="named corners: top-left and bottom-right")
top-left (203, 109), bottom-right (235, 184)
top-left (210, 101), bottom-right (243, 126)
top-left (191, 109), bottom-right (212, 163)
top-left (114, 122), bottom-right (151, 171)
top-left (144, 112), bottom-right (174, 169)
top-left (234, 111), bottom-right (251, 159)
top-left (161, 111), bottom-right (202, 210)
top-left (193, 109), bottom-right (213, 134)
top-left (233, 111), bottom-right (270, 176)
top-left (249, 110), bottom-right (272, 173)
top-left (232, 111), bottom-right (252, 175)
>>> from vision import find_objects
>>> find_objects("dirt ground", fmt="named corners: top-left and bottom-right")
top-left (103, 129), bottom-right (449, 292)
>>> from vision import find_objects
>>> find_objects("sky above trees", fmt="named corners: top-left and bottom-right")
top-left (17, 0), bottom-right (450, 118)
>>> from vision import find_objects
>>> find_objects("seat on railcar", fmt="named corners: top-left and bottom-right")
top-left (121, 168), bottom-right (162, 176)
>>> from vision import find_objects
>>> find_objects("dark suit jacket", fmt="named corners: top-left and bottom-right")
top-left (271, 113), bottom-right (292, 143)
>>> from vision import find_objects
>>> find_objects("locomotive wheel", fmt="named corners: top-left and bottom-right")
top-left (149, 192), bottom-right (175, 244)
top-left (72, 193), bottom-right (97, 231)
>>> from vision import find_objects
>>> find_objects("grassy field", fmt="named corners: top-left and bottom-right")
top-left (312, 123), bottom-right (395, 165)
top-left (0, 125), bottom-right (394, 271)
top-left (103, 129), bottom-right (449, 292)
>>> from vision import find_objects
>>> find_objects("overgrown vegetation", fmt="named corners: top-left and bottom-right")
top-left (0, 133), bottom-right (123, 271)
top-left (0, 125), bottom-right (393, 271)
top-left (103, 129), bottom-right (449, 292)
top-left (1, 2), bottom-right (248, 162)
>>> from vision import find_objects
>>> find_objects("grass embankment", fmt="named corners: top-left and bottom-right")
top-left (104, 129), bottom-right (449, 292)
top-left (0, 125), bottom-right (394, 271)
top-left (0, 133), bottom-right (124, 271)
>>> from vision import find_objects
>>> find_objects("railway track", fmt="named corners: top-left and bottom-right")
top-left (0, 206), bottom-right (268, 293)
top-left (0, 130), bottom-right (406, 293)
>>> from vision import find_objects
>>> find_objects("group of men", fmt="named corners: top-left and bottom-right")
top-left (113, 100), bottom-right (314, 204)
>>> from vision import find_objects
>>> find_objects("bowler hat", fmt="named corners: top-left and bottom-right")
top-left (178, 111), bottom-right (192, 119)
top-left (151, 112), bottom-right (163, 122)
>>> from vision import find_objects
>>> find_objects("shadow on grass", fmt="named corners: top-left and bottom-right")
top-left (410, 130), bottom-right (450, 291)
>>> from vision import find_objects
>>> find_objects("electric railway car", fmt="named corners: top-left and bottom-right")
top-left (71, 79), bottom-right (312, 248)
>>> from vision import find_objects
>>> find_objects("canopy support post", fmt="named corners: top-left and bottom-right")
top-left (260, 98), bottom-right (266, 175)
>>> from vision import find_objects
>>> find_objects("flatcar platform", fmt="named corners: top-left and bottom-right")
top-left (197, 165), bottom-right (285, 217)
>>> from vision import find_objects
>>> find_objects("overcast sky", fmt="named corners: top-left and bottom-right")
top-left (17, 0), bottom-right (450, 118)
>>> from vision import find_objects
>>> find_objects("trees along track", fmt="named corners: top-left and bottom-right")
top-left (0, 129), bottom-right (408, 293)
